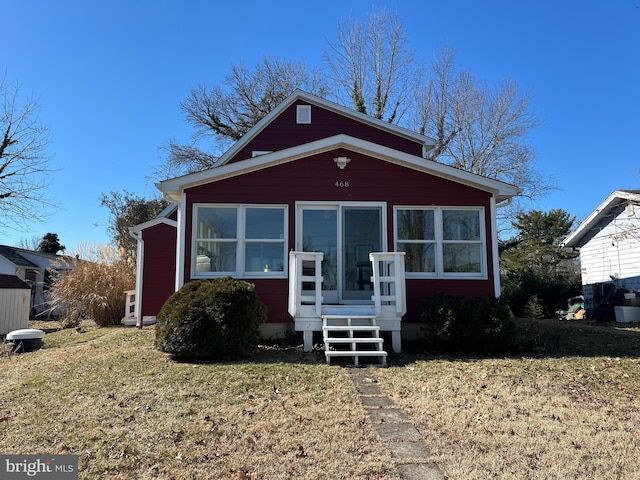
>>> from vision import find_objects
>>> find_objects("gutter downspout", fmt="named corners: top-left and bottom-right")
top-left (491, 196), bottom-right (515, 297)
top-left (129, 227), bottom-right (144, 329)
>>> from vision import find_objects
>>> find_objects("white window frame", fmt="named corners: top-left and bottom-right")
top-left (296, 104), bottom-right (311, 124)
top-left (394, 206), bottom-right (487, 279)
top-left (192, 203), bottom-right (288, 279)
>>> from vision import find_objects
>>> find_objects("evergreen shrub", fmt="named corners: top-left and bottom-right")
top-left (155, 277), bottom-right (267, 360)
top-left (420, 292), bottom-right (514, 355)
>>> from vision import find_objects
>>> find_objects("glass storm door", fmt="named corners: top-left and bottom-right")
top-left (299, 204), bottom-right (383, 304)
top-left (341, 206), bottom-right (382, 301)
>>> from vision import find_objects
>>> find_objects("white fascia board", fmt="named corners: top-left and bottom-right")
top-left (345, 137), bottom-right (522, 200)
top-left (212, 89), bottom-right (436, 168)
top-left (158, 134), bottom-right (521, 201)
top-left (563, 190), bottom-right (640, 248)
top-left (129, 217), bottom-right (178, 235)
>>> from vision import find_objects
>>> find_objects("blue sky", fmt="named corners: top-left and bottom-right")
top-left (1, 0), bottom-right (638, 249)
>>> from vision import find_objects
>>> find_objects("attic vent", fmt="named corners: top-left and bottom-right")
top-left (297, 105), bottom-right (311, 124)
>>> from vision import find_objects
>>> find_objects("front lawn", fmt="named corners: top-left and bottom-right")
top-left (0, 324), bottom-right (395, 479)
top-left (2, 318), bottom-right (640, 479)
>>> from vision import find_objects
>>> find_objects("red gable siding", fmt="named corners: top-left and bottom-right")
top-left (183, 151), bottom-right (496, 323)
top-left (141, 222), bottom-right (176, 317)
top-left (229, 100), bottom-right (424, 163)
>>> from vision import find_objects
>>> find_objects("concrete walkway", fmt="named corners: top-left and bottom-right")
top-left (348, 368), bottom-right (444, 480)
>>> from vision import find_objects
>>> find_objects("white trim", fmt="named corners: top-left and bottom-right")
top-left (563, 190), bottom-right (640, 248)
top-left (158, 134), bottom-right (522, 204)
top-left (490, 196), bottom-right (501, 296)
top-left (393, 206), bottom-right (488, 279)
top-left (295, 201), bottom-right (387, 304)
top-left (296, 104), bottom-right (311, 124)
top-left (129, 216), bottom-right (177, 234)
top-left (211, 89), bottom-right (434, 168)
top-left (128, 216), bottom-right (178, 327)
top-left (176, 192), bottom-right (187, 290)
top-left (134, 232), bottom-right (144, 325)
top-left (191, 203), bottom-right (289, 279)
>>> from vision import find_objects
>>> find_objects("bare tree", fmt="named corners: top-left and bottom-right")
top-left (158, 13), bottom-right (549, 223)
top-left (15, 234), bottom-right (42, 250)
top-left (324, 7), bottom-right (419, 123)
top-left (408, 46), bottom-right (550, 225)
top-left (0, 78), bottom-right (55, 232)
top-left (154, 57), bottom-right (328, 179)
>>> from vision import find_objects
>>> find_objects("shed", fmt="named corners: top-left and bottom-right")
top-left (0, 274), bottom-right (31, 336)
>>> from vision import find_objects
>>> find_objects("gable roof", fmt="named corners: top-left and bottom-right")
top-left (563, 190), bottom-right (640, 248)
top-left (129, 204), bottom-right (178, 235)
top-left (129, 216), bottom-right (178, 235)
top-left (212, 89), bottom-right (437, 168)
top-left (0, 245), bottom-right (39, 268)
top-left (158, 134), bottom-right (521, 202)
top-left (0, 245), bottom-right (75, 270)
top-left (0, 273), bottom-right (30, 289)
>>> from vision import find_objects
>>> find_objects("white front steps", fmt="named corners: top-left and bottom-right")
top-left (322, 316), bottom-right (387, 367)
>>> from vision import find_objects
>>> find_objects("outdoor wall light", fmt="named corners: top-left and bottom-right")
top-left (333, 156), bottom-right (351, 169)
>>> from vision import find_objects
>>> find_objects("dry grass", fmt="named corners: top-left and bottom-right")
top-left (0, 323), bottom-right (396, 480)
top-left (3, 318), bottom-right (640, 479)
top-left (48, 243), bottom-right (135, 327)
top-left (376, 319), bottom-right (640, 480)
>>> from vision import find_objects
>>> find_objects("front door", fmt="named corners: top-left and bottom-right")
top-left (298, 203), bottom-right (384, 304)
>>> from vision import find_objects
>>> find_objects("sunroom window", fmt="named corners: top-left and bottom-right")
top-left (396, 209), bottom-right (436, 273)
top-left (194, 205), bottom-right (287, 277)
top-left (395, 207), bottom-right (485, 277)
top-left (442, 209), bottom-right (482, 273)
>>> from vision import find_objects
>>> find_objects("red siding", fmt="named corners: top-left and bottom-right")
top-left (141, 223), bottom-right (177, 317)
top-left (184, 151), bottom-right (496, 323)
top-left (230, 101), bottom-right (424, 162)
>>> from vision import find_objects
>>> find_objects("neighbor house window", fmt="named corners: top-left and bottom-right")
top-left (193, 204), bottom-right (287, 277)
top-left (395, 207), bottom-right (485, 277)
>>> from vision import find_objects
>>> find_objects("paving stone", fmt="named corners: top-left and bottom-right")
top-left (360, 395), bottom-right (394, 407)
top-left (373, 422), bottom-right (423, 442)
top-left (355, 384), bottom-right (382, 395)
top-left (385, 441), bottom-right (431, 459)
top-left (348, 367), bottom-right (445, 480)
top-left (366, 407), bottom-right (410, 423)
top-left (396, 463), bottom-right (445, 480)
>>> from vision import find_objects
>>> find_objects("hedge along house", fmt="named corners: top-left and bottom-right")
top-left (133, 90), bottom-right (521, 359)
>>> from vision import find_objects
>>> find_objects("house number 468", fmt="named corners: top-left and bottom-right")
top-left (335, 181), bottom-right (350, 187)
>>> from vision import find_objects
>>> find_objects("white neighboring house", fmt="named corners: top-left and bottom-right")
top-left (0, 245), bottom-right (75, 316)
top-left (563, 190), bottom-right (640, 313)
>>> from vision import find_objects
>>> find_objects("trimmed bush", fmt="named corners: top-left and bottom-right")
top-left (155, 277), bottom-right (267, 360)
top-left (420, 293), bottom-right (514, 355)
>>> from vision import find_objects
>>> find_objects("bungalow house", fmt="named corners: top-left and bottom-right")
top-left (0, 245), bottom-right (75, 316)
top-left (131, 90), bottom-right (521, 361)
top-left (563, 190), bottom-right (640, 316)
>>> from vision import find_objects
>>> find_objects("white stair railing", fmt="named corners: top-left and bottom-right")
top-left (124, 290), bottom-right (136, 320)
top-left (288, 251), bottom-right (324, 318)
top-left (369, 252), bottom-right (407, 318)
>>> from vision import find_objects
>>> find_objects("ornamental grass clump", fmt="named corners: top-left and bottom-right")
top-left (155, 277), bottom-right (267, 360)
top-left (48, 243), bottom-right (135, 328)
